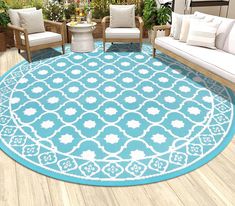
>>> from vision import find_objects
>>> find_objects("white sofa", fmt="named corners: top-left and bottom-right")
top-left (153, 12), bottom-right (235, 90)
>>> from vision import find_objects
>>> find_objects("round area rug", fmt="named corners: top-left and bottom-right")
top-left (0, 42), bottom-right (234, 186)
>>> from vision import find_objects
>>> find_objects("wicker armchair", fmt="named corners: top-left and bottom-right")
top-left (8, 20), bottom-right (65, 62)
top-left (102, 16), bottom-right (144, 51)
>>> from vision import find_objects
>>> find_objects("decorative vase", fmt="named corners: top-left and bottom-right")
top-left (87, 10), bottom-right (92, 24)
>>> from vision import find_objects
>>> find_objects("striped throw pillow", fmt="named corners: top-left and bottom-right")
top-left (187, 20), bottom-right (220, 49)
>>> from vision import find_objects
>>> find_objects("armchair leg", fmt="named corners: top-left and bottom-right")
top-left (18, 49), bottom-right (21, 54)
top-left (26, 49), bottom-right (32, 63)
top-left (62, 45), bottom-right (65, 54)
top-left (103, 42), bottom-right (106, 52)
top-left (153, 48), bottom-right (156, 58)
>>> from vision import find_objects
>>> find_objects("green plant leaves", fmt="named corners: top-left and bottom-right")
top-left (143, 1), bottom-right (171, 30)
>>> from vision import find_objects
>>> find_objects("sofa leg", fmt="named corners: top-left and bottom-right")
top-left (62, 45), bottom-right (65, 54)
top-left (153, 48), bottom-right (156, 58)
top-left (18, 49), bottom-right (21, 54)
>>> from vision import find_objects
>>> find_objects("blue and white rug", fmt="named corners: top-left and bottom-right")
top-left (0, 42), bottom-right (234, 186)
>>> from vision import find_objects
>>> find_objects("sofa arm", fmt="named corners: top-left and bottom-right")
top-left (153, 25), bottom-right (171, 40)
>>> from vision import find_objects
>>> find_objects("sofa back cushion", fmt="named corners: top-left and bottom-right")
top-left (8, 7), bottom-right (36, 27)
top-left (223, 23), bottom-right (235, 55)
top-left (194, 11), bottom-right (235, 50)
top-left (110, 5), bottom-right (136, 28)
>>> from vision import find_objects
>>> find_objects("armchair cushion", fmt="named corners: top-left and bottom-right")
top-left (21, 32), bottom-right (62, 47)
top-left (110, 5), bottom-right (135, 28)
top-left (18, 9), bottom-right (45, 34)
top-left (105, 27), bottom-right (140, 39)
top-left (8, 7), bottom-right (36, 27)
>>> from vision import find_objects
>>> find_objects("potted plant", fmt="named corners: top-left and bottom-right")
top-left (143, 0), bottom-right (171, 42)
top-left (64, 2), bottom-right (76, 21)
top-left (43, 1), bottom-right (64, 22)
top-left (0, 0), bottom-right (10, 51)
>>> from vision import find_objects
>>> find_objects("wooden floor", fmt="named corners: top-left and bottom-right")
top-left (0, 48), bottom-right (235, 206)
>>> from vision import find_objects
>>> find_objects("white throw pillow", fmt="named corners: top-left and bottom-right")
top-left (223, 23), bottom-right (235, 55)
top-left (110, 5), bottom-right (135, 28)
top-left (171, 12), bottom-right (192, 40)
top-left (180, 16), bottom-right (203, 42)
top-left (8, 7), bottom-right (36, 27)
top-left (187, 20), bottom-right (220, 49)
top-left (194, 11), bottom-right (214, 22)
top-left (18, 9), bottom-right (45, 34)
top-left (194, 11), bottom-right (234, 50)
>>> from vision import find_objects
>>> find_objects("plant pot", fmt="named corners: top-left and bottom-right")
top-left (0, 32), bottom-right (6, 52)
top-left (148, 29), bottom-right (154, 43)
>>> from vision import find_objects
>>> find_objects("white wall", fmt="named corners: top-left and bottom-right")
top-left (174, 0), bottom-right (235, 18)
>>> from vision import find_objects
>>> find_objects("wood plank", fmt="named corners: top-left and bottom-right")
top-left (111, 186), bottom-right (154, 206)
top-left (16, 163), bottom-right (53, 206)
top-left (78, 185), bottom-right (119, 206)
top-left (208, 154), bottom-right (235, 191)
top-left (143, 183), bottom-right (184, 206)
top-left (0, 151), bottom-right (19, 206)
top-left (47, 178), bottom-right (72, 206)
top-left (195, 165), bottom-right (235, 205)
top-left (167, 172), bottom-right (219, 206)
top-left (64, 183), bottom-right (87, 206)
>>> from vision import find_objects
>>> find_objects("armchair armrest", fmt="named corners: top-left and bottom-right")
top-left (102, 16), bottom-right (110, 39)
top-left (44, 20), bottom-right (64, 27)
top-left (44, 20), bottom-right (65, 44)
top-left (153, 25), bottom-right (171, 39)
top-left (135, 16), bottom-right (144, 27)
top-left (135, 16), bottom-right (144, 40)
top-left (8, 23), bottom-right (30, 48)
top-left (8, 23), bottom-right (27, 33)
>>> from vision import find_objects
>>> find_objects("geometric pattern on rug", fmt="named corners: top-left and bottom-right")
top-left (0, 42), bottom-right (234, 186)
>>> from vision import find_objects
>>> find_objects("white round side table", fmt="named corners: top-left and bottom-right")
top-left (67, 22), bottom-right (97, 53)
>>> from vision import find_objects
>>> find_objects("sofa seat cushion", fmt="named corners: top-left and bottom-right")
top-left (21, 32), bottom-right (62, 47)
top-left (155, 37), bottom-right (235, 83)
top-left (105, 27), bottom-right (140, 39)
